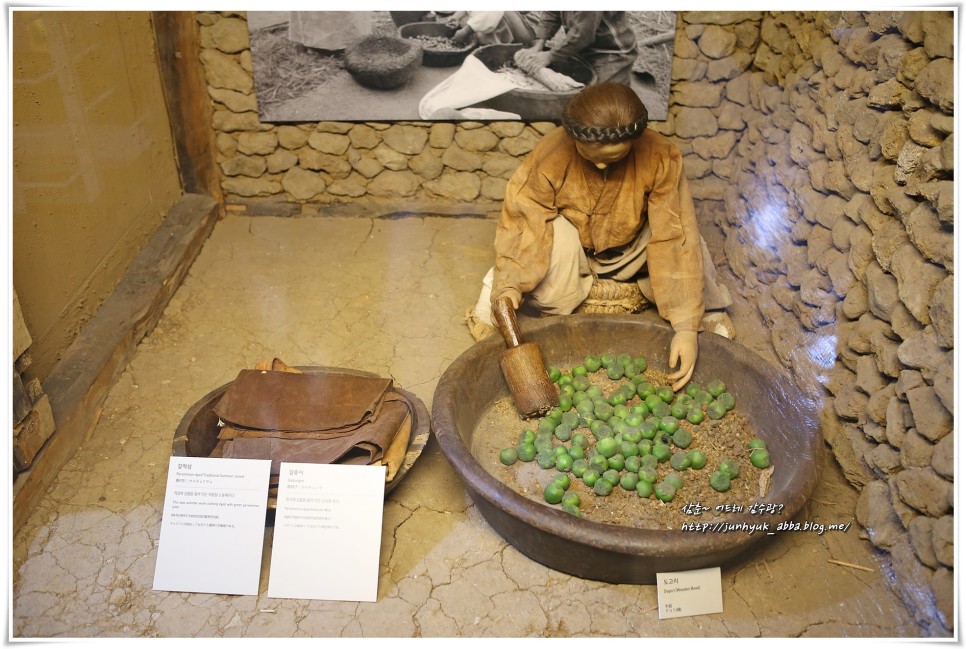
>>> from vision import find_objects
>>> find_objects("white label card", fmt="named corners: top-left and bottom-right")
top-left (153, 456), bottom-right (271, 595)
top-left (268, 462), bottom-right (386, 601)
top-left (656, 566), bottom-right (724, 619)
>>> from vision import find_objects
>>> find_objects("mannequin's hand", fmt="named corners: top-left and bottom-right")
top-left (519, 50), bottom-right (552, 74)
top-left (668, 330), bottom-right (698, 392)
top-left (452, 25), bottom-right (474, 46)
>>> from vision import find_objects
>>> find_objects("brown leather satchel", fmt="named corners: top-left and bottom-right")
top-left (209, 361), bottom-right (412, 482)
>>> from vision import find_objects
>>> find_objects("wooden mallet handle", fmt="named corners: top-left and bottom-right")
top-left (492, 296), bottom-right (522, 348)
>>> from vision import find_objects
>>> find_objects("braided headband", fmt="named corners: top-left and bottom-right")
top-left (561, 113), bottom-right (648, 144)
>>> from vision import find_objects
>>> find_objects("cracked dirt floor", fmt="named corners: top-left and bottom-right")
top-left (12, 214), bottom-right (930, 638)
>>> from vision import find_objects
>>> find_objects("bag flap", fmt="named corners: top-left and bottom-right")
top-left (213, 368), bottom-right (393, 432)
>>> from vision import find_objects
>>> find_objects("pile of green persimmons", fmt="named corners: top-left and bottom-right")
top-left (498, 353), bottom-right (773, 518)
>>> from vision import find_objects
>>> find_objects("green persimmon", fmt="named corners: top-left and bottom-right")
top-left (654, 481), bottom-right (677, 502)
top-left (650, 401), bottom-right (671, 418)
top-left (606, 454), bottom-right (625, 471)
top-left (660, 416), bottom-right (679, 434)
top-left (620, 472), bottom-right (639, 491)
top-left (557, 393), bottom-right (573, 412)
top-left (669, 451), bottom-right (692, 471)
top-left (536, 418), bottom-right (556, 434)
top-left (593, 478), bottom-right (613, 496)
top-left (554, 423), bottom-right (573, 441)
top-left (686, 407), bottom-right (705, 425)
top-left (517, 443), bottom-right (536, 462)
top-left (562, 490), bottom-right (581, 508)
top-left (636, 479), bottom-right (654, 498)
top-left (710, 471), bottom-right (731, 492)
top-left (536, 449), bottom-right (556, 469)
top-left (596, 437), bottom-right (619, 459)
top-left (718, 459), bottom-right (740, 479)
top-left (543, 482), bottom-right (564, 504)
top-left (624, 455), bottom-right (642, 473)
top-left (706, 379), bottom-right (727, 398)
top-left (687, 449), bottom-right (707, 470)
top-left (622, 426), bottom-right (643, 444)
top-left (588, 455), bottom-right (608, 474)
top-left (571, 375), bottom-right (591, 393)
top-left (750, 448), bottom-right (772, 469)
top-left (562, 503), bottom-right (582, 517)
top-left (651, 443), bottom-right (671, 463)
top-left (707, 401), bottom-right (727, 420)
top-left (552, 473), bottom-right (571, 490)
top-left (637, 382), bottom-right (656, 400)
top-left (671, 427), bottom-right (693, 449)
top-left (555, 453), bottom-right (574, 472)
top-left (670, 401), bottom-right (689, 420)
top-left (620, 440), bottom-right (639, 458)
top-left (602, 469), bottom-right (622, 487)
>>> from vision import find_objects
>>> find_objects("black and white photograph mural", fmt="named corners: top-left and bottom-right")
top-left (248, 11), bottom-right (676, 122)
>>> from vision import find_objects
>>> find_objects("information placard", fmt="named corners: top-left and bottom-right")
top-left (268, 462), bottom-right (386, 601)
top-left (153, 457), bottom-right (271, 595)
top-left (656, 566), bottom-right (724, 619)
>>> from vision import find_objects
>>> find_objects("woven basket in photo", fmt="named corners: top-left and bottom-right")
top-left (344, 35), bottom-right (423, 90)
top-left (574, 278), bottom-right (647, 314)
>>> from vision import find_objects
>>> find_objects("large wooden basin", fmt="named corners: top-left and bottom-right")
top-left (469, 43), bottom-right (597, 120)
top-left (431, 313), bottom-right (824, 584)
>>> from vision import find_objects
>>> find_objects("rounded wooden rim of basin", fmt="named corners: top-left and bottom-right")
top-left (432, 313), bottom-right (826, 559)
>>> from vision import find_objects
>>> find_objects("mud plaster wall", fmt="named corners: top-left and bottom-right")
top-left (12, 12), bottom-right (183, 383)
top-left (197, 11), bottom-right (953, 632)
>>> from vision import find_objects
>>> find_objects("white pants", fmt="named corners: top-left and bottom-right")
top-left (474, 216), bottom-right (731, 326)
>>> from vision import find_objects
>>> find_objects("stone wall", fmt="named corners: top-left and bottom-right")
top-left (197, 11), bottom-right (557, 215)
top-left (194, 11), bottom-right (953, 634)
top-left (700, 11), bottom-right (953, 634)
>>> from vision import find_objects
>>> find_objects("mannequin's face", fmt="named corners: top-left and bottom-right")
top-left (574, 140), bottom-right (633, 170)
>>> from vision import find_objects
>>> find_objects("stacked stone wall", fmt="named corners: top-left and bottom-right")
top-left (707, 11), bottom-right (953, 634)
top-left (196, 12), bottom-right (557, 214)
top-left (193, 11), bottom-right (953, 634)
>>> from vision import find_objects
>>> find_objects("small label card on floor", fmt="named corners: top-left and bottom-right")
top-left (153, 457), bottom-right (271, 596)
top-left (268, 462), bottom-right (386, 602)
top-left (656, 567), bottom-right (723, 619)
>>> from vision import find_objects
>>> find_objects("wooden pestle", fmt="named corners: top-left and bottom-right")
top-left (492, 297), bottom-right (558, 418)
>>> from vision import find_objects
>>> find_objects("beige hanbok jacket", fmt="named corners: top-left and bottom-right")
top-left (492, 126), bottom-right (705, 332)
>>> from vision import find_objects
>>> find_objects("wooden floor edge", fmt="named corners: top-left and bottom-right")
top-left (12, 193), bottom-right (221, 533)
